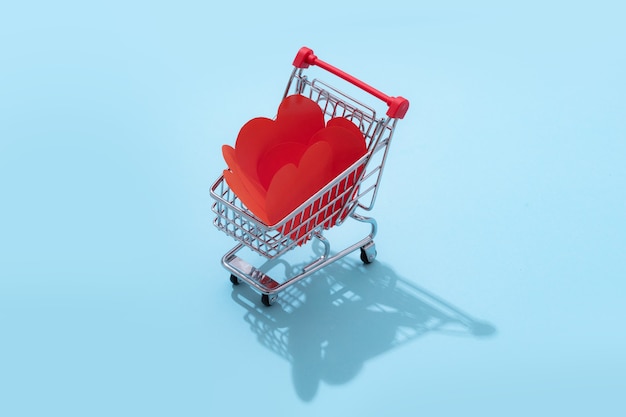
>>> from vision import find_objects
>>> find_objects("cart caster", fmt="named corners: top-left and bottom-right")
top-left (360, 242), bottom-right (377, 264)
top-left (230, 274), bottom-right (240, 285)
top-left (261, 294), bottom-right (276, 307)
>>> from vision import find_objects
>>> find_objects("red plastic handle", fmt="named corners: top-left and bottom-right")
top-left (293, 46), bottom-right (409, 119)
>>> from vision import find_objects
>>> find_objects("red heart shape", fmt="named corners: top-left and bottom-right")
top-left (266, 140), bottom-right (333, 223)
top-left (222, 144), bottom-right (269, 222)
top-left (257, 141), bottom-right (307, 190)
top-left (273, 94), bottom-right (327, 146)
top-left (309, 120), bottom-right (366, 177)
top-left (233, 95), bottom-right (325, 188)
top-left (222, 95), bottom-right (367, 242)
top-left (307, 121), bottom-right (367, 227)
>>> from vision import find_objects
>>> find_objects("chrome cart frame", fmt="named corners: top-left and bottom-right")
top-left (210, 47), bottom-right (409, 306)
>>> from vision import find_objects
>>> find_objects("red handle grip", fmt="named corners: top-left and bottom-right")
top-left (293, 46), bottom-right (409, 119)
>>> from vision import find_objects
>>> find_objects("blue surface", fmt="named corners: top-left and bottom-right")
top-left (1, 1), bottom-right (624, 416)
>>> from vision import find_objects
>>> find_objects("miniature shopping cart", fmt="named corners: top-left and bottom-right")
top-left (210, 46), bottom-right (409, 306)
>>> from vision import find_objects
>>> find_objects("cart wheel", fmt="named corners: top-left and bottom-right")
top-left (360, 245), bottom-right (377, 264)
top-left (261, 294), bottom-right (274, 307)
top-left (230, 274), bottom-right (240, 285)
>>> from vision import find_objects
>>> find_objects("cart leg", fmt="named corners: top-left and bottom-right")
top-left (351, 213), bottom-right (378, 263)
top-left (351, 213), bottom-right (378, 240)
top-left (301, 232), bottom-right (332, 274)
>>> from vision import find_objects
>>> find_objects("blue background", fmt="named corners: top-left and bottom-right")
top-left (1, 1), bottom-right (624, 416)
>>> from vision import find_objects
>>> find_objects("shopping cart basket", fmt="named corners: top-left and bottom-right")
top-left (210, 46), bottom-right (409, 306)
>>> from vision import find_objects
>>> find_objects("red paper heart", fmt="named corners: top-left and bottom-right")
top-left (266, 140), bottom-right (333, 224)
top-left (309, 121), bottom-right (366, 177)
top-left (222, 144), bottom-right (269, 222)
top-left (307, 120), bottom-right (367, 227)
top-left (257, 141), bottom-right (307, 190)
top-left (222, 95), bottom-right (367, 241)
top-left (233, 95), bottom-right (325, 188)
top-left (272, 94), bottom-right (326, 146)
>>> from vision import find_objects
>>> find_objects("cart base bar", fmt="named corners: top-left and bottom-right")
top-left (225, 252), bottom-right (281, 291)
top-left (222, 214), bottom-right (378, 306)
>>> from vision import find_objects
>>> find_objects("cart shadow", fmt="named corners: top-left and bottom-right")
top-left (231, 255), bottom-right (496, 402)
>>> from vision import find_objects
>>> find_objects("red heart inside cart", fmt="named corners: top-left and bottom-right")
top-left (222, 94), bottom-right (367, 241)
